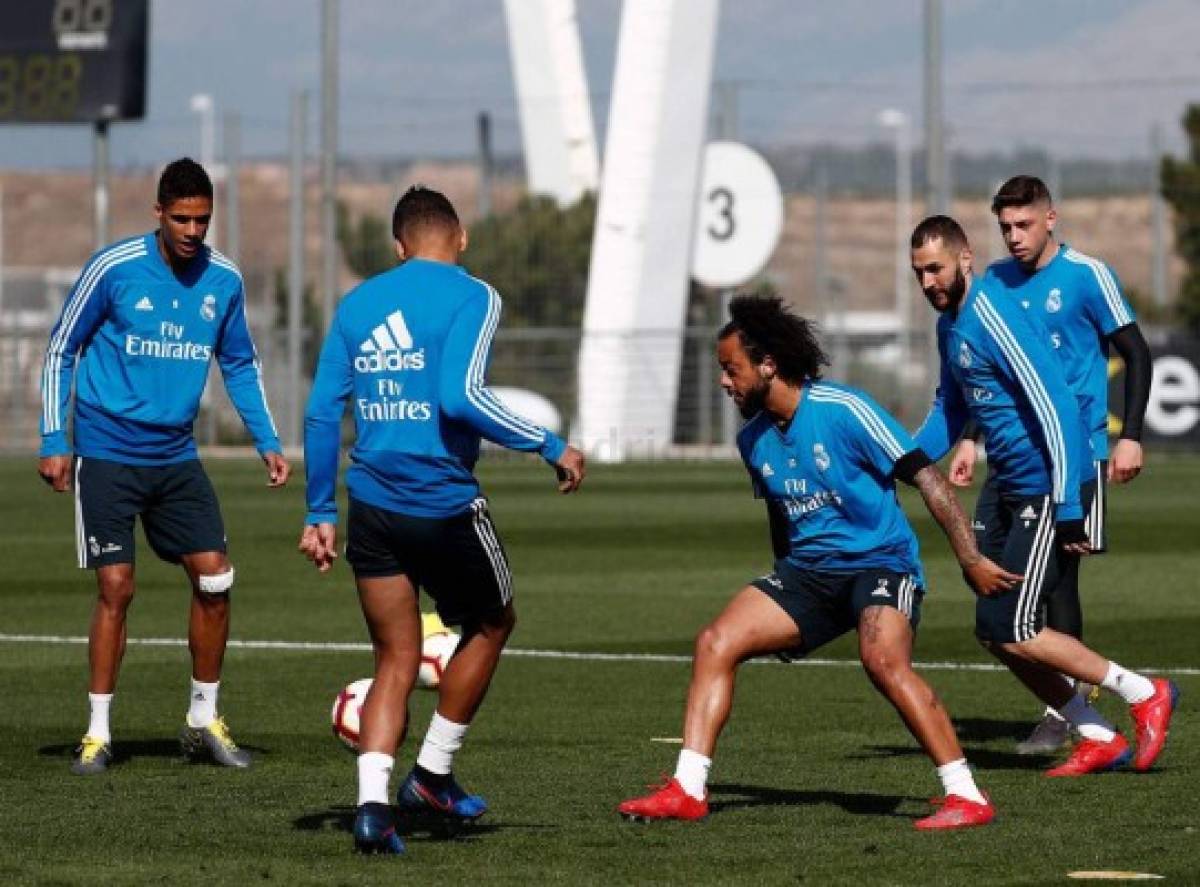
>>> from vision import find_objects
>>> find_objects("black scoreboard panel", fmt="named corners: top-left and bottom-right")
top-left (0, 0), bottom-right (148, 123)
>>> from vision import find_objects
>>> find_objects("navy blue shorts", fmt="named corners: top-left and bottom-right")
top-left (973, 479), bottom-right (1078, 644)
top-left (74, 457), bottom-right (226, 569)
top-left (750, 560), bottom-right (923, 660)
top-left (346, 496), bottom-right (512, 627)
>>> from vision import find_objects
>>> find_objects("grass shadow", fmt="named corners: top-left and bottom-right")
top-left (291, 805), bottom-right (550, 841)
top-left (846, 743), bottom-right (1054, 771)
top-left (38, 738), bottom-right (269, 763)
top-left (709, 782), bottom-right (909, 818)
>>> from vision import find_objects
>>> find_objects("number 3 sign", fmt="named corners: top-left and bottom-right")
top-left (690, 141), bottom-right (784, 288)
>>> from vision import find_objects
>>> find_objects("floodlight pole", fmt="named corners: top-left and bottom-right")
top-left (93, 121), bottom-right (110, 250)
top-left (320, 0), bottom-right (339, 331)
top-left (880, 109), bottom-right (912, 385)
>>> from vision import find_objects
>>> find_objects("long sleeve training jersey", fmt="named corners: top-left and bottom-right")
top-left (304, 258), bottom-right (566, 523)
top-left (40, 233), bottom-right (280, 464)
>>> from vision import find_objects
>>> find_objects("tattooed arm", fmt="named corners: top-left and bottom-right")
top-left (911, 464), bottom-right (1022, 597)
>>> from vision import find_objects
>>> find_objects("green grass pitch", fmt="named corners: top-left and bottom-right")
top-left (1, 454), bottom-right (1197, 885)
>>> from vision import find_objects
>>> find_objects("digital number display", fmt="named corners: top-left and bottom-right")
top-left (0, 0), bottom-right (148, 123)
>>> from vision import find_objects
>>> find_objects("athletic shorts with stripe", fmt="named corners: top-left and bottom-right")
top-left (1082, 460), bottom-right (1107, 553)
top-left (750, 560), bottom-right (923, 660)
top-left (973, 479), bottom-right (1080, 644)
top-left (74, 457), bottom-right (227, 569)
top-left (345, 496), bottom-right (512, 627)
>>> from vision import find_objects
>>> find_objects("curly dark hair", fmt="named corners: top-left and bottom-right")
top-left (718, 295), bottom-right (827, 385)
top-left (157, 157), bottom-right (213, 206)
top-left (391, 185), bottom-right (460, 243)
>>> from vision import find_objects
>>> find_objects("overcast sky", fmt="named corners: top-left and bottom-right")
top-left (2, 0), bottom-right (1198, 169)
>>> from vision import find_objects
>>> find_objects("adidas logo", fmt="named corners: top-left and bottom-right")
top-left (135, 296), bottom-right (154, 312)
top-left (354, 310), bottom-right (425, 373)
top-left (761, 463), bottom-right (774, 477)
top-left (1019, 505), bottom-right (1039, 521)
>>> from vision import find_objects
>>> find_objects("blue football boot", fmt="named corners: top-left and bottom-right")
top-left (353, 802), bottom-right (405, 855)
top-left (397, 768), bottom-right (488, 822)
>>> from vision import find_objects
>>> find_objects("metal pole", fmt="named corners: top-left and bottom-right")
top-left (93, 121), bottom-right (110, 249)
top-left (814, 163), bottom-right (832, 370)
top-left (288, 91), bottom-right (308, 449)
top-left (223, 111), bottom-right (241, 264)
top-left (477, 112), bottom-right (493, 219)
top-left (320, 0), bottom-right (339, 331)
top-left (923, 0), bottom-right (946, 216)
top-left (1151, 123), bottom-right (1168, 311)
top-left (896, 118), bottom-right (912, 391)
top-left (715, 80), bottom-right (740, 448)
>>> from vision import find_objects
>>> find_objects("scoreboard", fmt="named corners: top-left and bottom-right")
top-left (0, 0), bottom-right (148, 123)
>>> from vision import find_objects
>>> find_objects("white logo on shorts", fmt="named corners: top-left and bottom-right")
top-left (88, 537), bottom-right (100, 558)
top-left (872, 577), bottom-right (890, 598)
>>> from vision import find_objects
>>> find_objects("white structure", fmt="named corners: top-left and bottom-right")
top-left (575, 0), bottom-right (721, 460)
top-left (502, 0), bottom-right (599, 205)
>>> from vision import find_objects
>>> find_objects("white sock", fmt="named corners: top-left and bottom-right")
top-left (1057, 694), bottom-right (1117, 742)
top-left (1101, 662), bottom-right (1155, 705)
top-left (415, 712), bottom-right (468, 776)
top-left (187, 679), bottom-right (220, 729)
top-left (87, 693), bottom-right (113, 743)
top-left (673, 749), bottom-right (711, 800)
top-left (936, 758), bottom-right (986, 805)
top-left (357, 752), bottom-right (394, 806)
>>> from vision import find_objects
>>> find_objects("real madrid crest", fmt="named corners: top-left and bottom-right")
top-left (1045, 288), bottom-right (1062, 313)
top-left (958, 341), bottom-right (972, 368)
top-left (200, 294), bottom-right (217, 322)
top-left (813, 442), bottom-right (831, 472)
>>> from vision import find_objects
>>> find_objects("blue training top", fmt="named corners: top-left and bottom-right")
top-left (737, 380), bottom-right (925, 585)
top-left (40, 233), bottom-right (280, 465)
top-left (303, 257), bottom-right (566, 523)
top-left (983, 244), bottom-right (1136, 461)
top-left (915, 277), bottom-right (1089, 522)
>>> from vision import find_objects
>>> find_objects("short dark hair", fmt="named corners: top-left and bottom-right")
top-left (392, 185), bottom-right (460, 243)
top-left (719, 295), bottom-right (827, 385)
top-left (157, 157), bottom-right (213, 206)
top-left (910, 215), bottom-right (969, 252)
top-left (991, 175), bottom-right (1052, 214)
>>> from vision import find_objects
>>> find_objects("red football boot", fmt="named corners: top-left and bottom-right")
top-left (1045, 734), bottom-right (1131, 777)
top-left (618, 777), bottom-right (708, 822)
top-left (914, 794), bottom-right (995, 830)
top-left (1130, 678), bottom-right (1181, 772)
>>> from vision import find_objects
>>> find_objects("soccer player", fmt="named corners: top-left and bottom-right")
top-left (910, 214), bottom-right (1177, 779)
top-left (300, 185), bottom-right (586, 855)
top-left (38, 158), bottom-right (289, 776)
top-left (619, 295), bottom-right (1019, 831)
top-left (946, 176), bottom-right (1154, 754)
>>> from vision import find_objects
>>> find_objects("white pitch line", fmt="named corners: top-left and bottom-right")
top-left (2, 632), bottom-right (1199, 676)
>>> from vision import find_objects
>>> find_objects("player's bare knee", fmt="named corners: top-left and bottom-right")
top-left (860, 648), bottom-right (903, 687)
top-left (96, 578), bottom-right (135, 610)
top-left (195, 566), bottom-right (235, 597)
top-left (694, 623), bottom-right (734, 664)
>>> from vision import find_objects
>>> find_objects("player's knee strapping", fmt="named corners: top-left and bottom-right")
top-left (197, 567), bottom-right (235, 595)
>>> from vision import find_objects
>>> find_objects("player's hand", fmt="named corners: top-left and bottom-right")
top-left (37, 455), bottom-right (73, 492)
top-left (263, 451), bottom-right (291, 487)
top-left (1056, 520), bottom-right (1093, 557)
top-left (961, 555), bottom-right (1022, 597)
top-left (948, 439), bottom-right (976, 487)
top-left (554, 445), bottom-right (586, 494)
top-left (1108, 439), bottom-right (1143, 484)
top-left (299, 523), bottom-right (338, 572)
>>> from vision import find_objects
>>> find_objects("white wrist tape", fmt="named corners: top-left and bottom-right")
top-left (197, 568), bottom-right (235, 595)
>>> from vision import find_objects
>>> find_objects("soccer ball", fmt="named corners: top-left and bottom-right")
top-left (331, 677), bottom-right (372, 751)
top-left (418, 630), bottom-right (459, 690)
